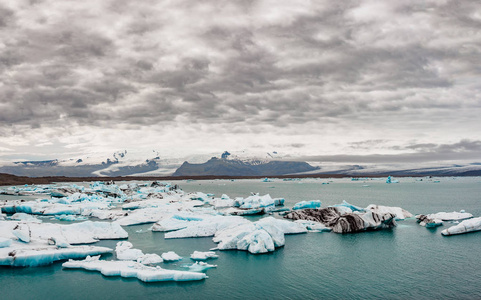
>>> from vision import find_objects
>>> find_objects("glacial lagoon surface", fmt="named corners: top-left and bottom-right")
top-left (2, 177), bottom-right (481, 300)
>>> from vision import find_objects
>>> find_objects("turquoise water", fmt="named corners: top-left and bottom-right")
top-left (2, 177), bottom-right (481, 299)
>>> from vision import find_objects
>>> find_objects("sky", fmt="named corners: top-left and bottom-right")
top-left (0, 0), bottom-right (480, 164)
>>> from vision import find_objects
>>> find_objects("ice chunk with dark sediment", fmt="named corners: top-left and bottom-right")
top-left (365, 204), bottom-right (412, 220)
top-left (284, 207), bottom-right (397, 233)
top-left (441, 217), bottom-right (481, 236)
top-left (62, 256), bottom-right (206, 282)
top-left (415, 214), bottom-right (443, 228)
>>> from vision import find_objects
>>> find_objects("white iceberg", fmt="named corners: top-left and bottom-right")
top-left (426, 211), bottom-right (472, 221)
top-left (365, 204), bottom-right (412, 220)
top-left (165, 216), bottom-right (250, 239)
top-left (190, 251), bottom-right (218, 261)
top-left (137, 253), bottom-right (163, 265)
top-left (115, 241), bottom-right (144, 260)
top-left (441, 217), bottom-right (481, 236)
top-left (62, 256), bottom-right (206, 282)
top-left (185, 261), bottom-right (217, 272)
top-left (0, 245), bottom-right (112, 267)
top-left (161, 251), bottom-right (182, 261)
top-left (10, 213), bottom-right (42, 223)
top-left (0, 237), bottom-right (12, 248)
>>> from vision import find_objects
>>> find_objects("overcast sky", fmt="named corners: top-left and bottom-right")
top-left (0, 0), bottom-right (480, 163)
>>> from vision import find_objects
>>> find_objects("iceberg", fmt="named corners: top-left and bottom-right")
top-left (190, 251), bottom-right (218, 261)
top-left (292, 200), bottom-right (321, 210)
top-left (330, 201), bottom-right (365, 212)
top-left (164, 216), bottom-right (250, 239)
top-left (115, 241), bottom-right (144, 260)
top-left (10, 213), bottom-right (42, 223)
top-left (62, 256), bottom-right (207, 282)
top-left (212, 217), bottom-right (307, 254)
top-left (0, 237), bottom-right (12, 248)
top-left (441, 217), bottom-right (481, 236)
top-left (137, 253), bottom-right (163, 265)
top-left (12, 224), bottom-right (31, 243)
top-left (184, 261), bottom-right (217, 272)
top-left (0, 245), bottom-right (112, 267)
top-left (0, 220), bottom-right (128, 245)
top-left (365, 204), bottom-right (412, 220)
top-left (293, 220), bottom-right (332, 232)
top-left (284, 207), bottom-right (398, 233)
top-left (161, 251), bottom-right (182, 261)
top-left (415, 215), bottom-right (443, 228)
top-left (386, 176), bottom-right (399, 183)
top-left (425, 211), bottom-right (472, 221)
top-left (236, 194), bottom-right (275, 209)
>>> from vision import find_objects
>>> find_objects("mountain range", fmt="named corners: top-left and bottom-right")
top-left (0, 150), bottom-right (480, 177)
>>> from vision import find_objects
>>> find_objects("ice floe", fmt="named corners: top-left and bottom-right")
top-left (62, 255), bottom-right (206, 282)
top-left (190, 251), bottom-right (218, 261)
top-left (441, 217), bottom-right (481, 236)
top-left (292, 200), bottom-right (321, 210)
top-left (161, 251), bottom-right (182, 261)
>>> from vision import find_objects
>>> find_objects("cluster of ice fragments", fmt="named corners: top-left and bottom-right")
top-left (1, 179), bottom-right (481, 284)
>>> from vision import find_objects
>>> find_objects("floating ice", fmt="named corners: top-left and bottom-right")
top-left (415, 215), bottom-right (443, 228)
top-left (11, 213), bottom-right (42, 223)
top-left (165, 216), bottom-right (250, 239)
top-left (292, 200), bottom-right (321, 210)
top-left (161, 251), bottom-right (182, 261)
top-left (425, 211), bottom-right (473, 221)
top-left (190, 251), bottom-right (218, 261)
top-left (284, 206), bottom-right (399, 233)
top-left (365, 204), bottom-right (412, 220)
top-left (212, 217), bottom-right (307, 254)
top-left (236, 194), bottom-right (275, 209)
top-left (441, 217), bottom-right (481, 236)
top-left (137, 253), bottom-right (163, 265)
top-left (185, 261), bottom-right (217, 272)
top-left (0, 220), bottom-right (128, 245)
top-left (62, 256), bottom-right (206, 282)
top-left (12, 224), bottom-right (31, 243)
top-left (0, 245), bottom-right (112, 267)
top-left (294, 220), bottom-right (332, 232)
top-left (0, 237), bottom-right (12, 248)
top-left (115, 241), bottom-right (144, 260)
top-left (386, 176), bottom-right (399, 184)
top-left (330, 201), bottom-right (365, 212)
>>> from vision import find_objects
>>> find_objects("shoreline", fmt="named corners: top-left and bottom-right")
top-left (0, 172), bottom-right (454, 187)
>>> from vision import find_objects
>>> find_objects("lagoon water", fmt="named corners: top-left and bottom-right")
top-left (2, 177), bottom-right (481, 299)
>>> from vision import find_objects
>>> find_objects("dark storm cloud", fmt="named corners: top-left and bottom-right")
top-left (0, 0), bottom-right (480, 135)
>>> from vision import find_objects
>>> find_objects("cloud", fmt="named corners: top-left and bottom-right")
top-left (0, 0), bottom-right (480, 161)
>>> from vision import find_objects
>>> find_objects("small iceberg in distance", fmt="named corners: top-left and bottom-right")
top-left (386, 176), bottom-right (399, 184)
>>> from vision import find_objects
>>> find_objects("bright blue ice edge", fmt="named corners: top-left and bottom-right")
top-left (2, 177), bottom-right (481, 299)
